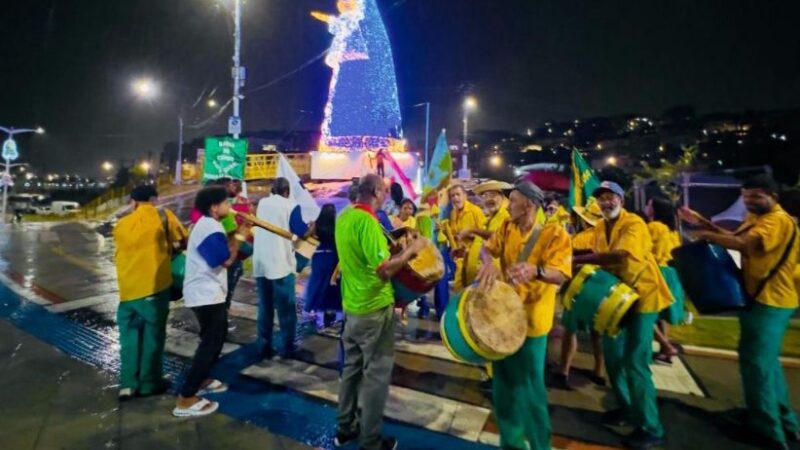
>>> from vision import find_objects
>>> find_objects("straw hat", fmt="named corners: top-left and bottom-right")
top-left (573, 200), bottom-right (603, 227)
top-left (473, 180), bottom-right (514, 195)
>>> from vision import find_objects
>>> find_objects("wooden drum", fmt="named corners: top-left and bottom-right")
top-left (389, 229), bottom-right (445, 306)
top-left (440, 281), bottom-right (526, 364)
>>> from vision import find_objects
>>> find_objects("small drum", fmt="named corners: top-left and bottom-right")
top-left (561, 265), bottom-right (639, 336)
top-left (440, 282), bottom-right (527, 364)
top-left (389, 229), bottom-right (445, 306)
top-left (671, 240), bottom-right (747, 313)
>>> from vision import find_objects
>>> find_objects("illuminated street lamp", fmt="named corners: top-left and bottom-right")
top-left (102, 161), bottom-right (114, 172)
top-left (131, 76), bottom-right (220, 184)
top-left (461, 96), bottom-right (478, 179)
top-left (1, 126), bottom-right (43, 221)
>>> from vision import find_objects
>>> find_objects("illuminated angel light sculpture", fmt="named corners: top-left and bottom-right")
top-left (312, 0), bottom-right (405, 153)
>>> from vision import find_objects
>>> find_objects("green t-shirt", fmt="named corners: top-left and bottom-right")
top-left (335, 206), bottom-right (394, 314)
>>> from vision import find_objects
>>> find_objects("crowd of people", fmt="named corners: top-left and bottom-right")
top-left (111, 170), bottom-right (799, 450)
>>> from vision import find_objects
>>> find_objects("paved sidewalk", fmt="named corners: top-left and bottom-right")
top-left (0, 320), bottom-right (309, 450)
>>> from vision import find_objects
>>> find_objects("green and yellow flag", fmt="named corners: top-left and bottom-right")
top-left (567, 149), bottom-right (600, 208)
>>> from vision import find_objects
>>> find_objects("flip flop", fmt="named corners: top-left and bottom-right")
top-left (197, 379), bottom-right (228, 396)
top-left (172, 398), bottom-right (219, 418)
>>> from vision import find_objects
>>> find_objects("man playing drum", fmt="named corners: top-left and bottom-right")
top-left (573, 181), bottom-right (673, 450)
top-left (334, 174), bottom-right (426, 450)
top-left (679, 174), bottom-right (799, 450)
top-left (475, 181), bottom-right (572, 450)
top-left (447, 183), bottom-right (487, 291)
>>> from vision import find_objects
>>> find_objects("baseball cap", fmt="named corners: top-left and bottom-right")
top-left (592, 181), bottom-right (625, 198)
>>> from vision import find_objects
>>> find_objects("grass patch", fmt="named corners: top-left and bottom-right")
top-left (670, 317), bottom-right (800, 358)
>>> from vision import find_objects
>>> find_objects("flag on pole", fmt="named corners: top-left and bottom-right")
top-left (567, 149), bottom-right (600, 208)
top-left (422, 129), bottom-right (453, 204)
top-left (276, 154), bottom-right (320, 222)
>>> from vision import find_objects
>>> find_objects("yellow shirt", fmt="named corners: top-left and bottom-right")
top-left (485, 220), bottom-right (573, 337)
top-left (572, 227), bottom-right (596, 252)
top-left (392, 215), bottom-right (417, 229)
top-left (736, 204), bottom-right (799, 309)
top-left (593, 209), bottom-right (673, 313)
top-left (114, 204), bottom-right (188, 301)
top-left (449, 201), bottom-right (487, 248)
top-left (486, 208), bottom-right (510, 233)
top-left (647, 221), bottom-right (681, 266)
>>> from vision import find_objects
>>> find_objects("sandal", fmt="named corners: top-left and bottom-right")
top-left (172, 398), bottom-right (219, 418)
top-left (197, 379), bottom-right (228, 396)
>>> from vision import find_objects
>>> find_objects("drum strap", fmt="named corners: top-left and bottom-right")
top-left (751, 224), bottom-right (797, 301)
top-left (500, 223), bottom-right (543, 273)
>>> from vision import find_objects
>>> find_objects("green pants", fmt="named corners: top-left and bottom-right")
top-left (603, 312), bottom-right (664, 437)
top-left (492, 336), bottom-right (550, 450)
top-left (739, 303), bottom-right (799, 443)
top-left (117, 290), bottom-right (170, 394)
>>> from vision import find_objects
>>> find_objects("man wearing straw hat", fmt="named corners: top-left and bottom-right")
top-left (459, 179), bottom-right (512, 390)
top-left (476, 180), bottom-right (572, 450)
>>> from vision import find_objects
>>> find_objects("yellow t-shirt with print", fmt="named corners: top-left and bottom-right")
top-left (736, 205), bottom-right (799, 309)
top-left (485, 220), bottom-right (573, 337)
top-left (647, 221), bottom-right (681, 266)
top-left (593, 209), bottom-right (673, 313)
top-left (114, 204), bottom-right (188, 301)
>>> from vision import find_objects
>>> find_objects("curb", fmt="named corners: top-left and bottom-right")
top-left (682, 344), bottom-right (800, 369)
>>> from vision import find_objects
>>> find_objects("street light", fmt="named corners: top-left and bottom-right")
top-left (460, 96), bottom-right (477, 179)
top-left (140, 161), bottom-right (152, 173)
top-left (411, 102), bottom-right (431, 174)
top-left (0, 126), bottom-right (43, 220)
top-left (131, 76), bottom-right (221, 185)
top-left (102, 161), bottom-right (114, 172)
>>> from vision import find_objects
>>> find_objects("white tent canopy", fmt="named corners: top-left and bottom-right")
top-left (711, 196), bottom-right (747, 224)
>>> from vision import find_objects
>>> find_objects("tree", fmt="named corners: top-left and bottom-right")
top-left (636, 145), bottom-right (697, 201)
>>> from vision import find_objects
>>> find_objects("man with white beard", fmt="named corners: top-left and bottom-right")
top-left (573, 181), bottom-right (673, 450)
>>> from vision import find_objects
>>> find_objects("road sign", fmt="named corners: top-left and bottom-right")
top-left (228, 116), bottom-right (242, 135)
top-left (2, 138), bottom-right (18, 161)
top-left (203, 136), bottom-right (247, 181)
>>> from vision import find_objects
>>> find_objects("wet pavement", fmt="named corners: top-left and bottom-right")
top-left (0, 189), bottom-right (799, 449)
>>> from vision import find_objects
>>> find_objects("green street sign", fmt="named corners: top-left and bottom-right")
top-left (203, 137), bottom-right (247, 181)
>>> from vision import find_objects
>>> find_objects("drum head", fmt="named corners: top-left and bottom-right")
top-left (407, 239), bottom-right (445, 282)
top-left (464, 282), bottom-right (526, 356)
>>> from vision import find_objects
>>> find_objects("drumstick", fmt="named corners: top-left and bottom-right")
top-left (233, 211), bottom-right (297, 242)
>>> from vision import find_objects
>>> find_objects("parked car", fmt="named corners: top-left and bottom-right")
top-left (51, 201), bottom-right (80, 216)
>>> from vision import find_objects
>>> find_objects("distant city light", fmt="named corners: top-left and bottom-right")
top-left (489, 155), bottom-right (502, 167)
top-left (658, 145), bottom-right (665, 152)
top-left (526, 128), bottom-right (532, 137)
top-left (102, 161), bottom-right (114, 172)
top-left (140, 161), bottom-right (152, 172)
top-left (207, 99), bottom-right (218, 108)
top-left (606, 156), bottom-right (617, 166)
top-left (596, 143), bottom-right (604, 151)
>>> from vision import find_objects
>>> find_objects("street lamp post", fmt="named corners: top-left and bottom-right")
top-left (412, 102), bottom-right (432, 174)
top-left (230, 0), bottom-right (244, 139)
top-left (0, 126), bottom-right (44, 221)
top-left (460, 96), bottom-right (477, 179)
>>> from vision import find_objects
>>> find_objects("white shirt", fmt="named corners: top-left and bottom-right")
top-left (183, 216), bottom-right (229, 307)
top-left (253, 194), bottom-right (296, 280)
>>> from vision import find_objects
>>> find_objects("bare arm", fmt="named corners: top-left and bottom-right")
top-left (693, 229), bottom-right (759, 253)
top-left (376, 239), bottom-right (425, 281)
top-left (573, 250), bottom-right (627, 267)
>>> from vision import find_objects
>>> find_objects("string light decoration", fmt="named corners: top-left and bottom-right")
top-left (312, 0), bottom-right (405, 153)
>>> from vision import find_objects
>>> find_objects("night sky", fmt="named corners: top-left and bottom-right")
top-left (1, 0), bottom-right (799, 176)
